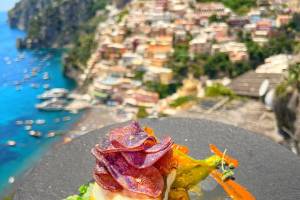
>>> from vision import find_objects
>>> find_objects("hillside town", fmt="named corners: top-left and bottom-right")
top-left (60, 0), bottom-right (300, 148)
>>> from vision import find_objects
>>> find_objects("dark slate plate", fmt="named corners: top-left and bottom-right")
top-left (14, 118), bottom-right (300, 200)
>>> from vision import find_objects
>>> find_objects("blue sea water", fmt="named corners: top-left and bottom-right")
top-left (0, 12), bottom-right (81, 194)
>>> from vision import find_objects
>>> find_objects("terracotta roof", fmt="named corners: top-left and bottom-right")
top-left (147, 45), bottom-right (173, 53)
top-left (228, 71), bottom-right (283, 97)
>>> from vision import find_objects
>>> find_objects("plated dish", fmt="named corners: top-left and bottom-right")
top-left (64, 121), bottom-right (255, 200)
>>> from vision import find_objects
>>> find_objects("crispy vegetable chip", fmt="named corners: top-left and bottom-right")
top-left (93, 165), bottom-right (123, 192)
top-left (95, 151), bottom-right (164, 197)
top-left (122, 142), bottom-right (173, 168)
top-left (145, 136), bottom-right (172, 153)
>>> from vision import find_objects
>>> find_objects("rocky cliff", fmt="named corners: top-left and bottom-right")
top-left (8, 0), bottom-right (111, 48)
top-left (273, 63), bottom-right (300, 153)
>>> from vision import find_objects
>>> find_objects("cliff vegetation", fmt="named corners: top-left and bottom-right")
top-left (9, 0), bottom-right (108, 48)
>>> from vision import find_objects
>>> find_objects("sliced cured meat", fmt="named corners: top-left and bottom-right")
top-left (122, 142), bottom-right (173, 169)
top-left (107, 121), bottom-right (156, 150)
top-left (97, 152), bottom-right (164, 198)
top-left (93, 164), bottom-right (123, 192)
top-left (145, 136), bottom-right (172, 153)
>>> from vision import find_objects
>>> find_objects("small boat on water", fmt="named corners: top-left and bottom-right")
top-left (16, 120), bottom-right (23, 125)
top-left (37, 88), bottom-right (69, 100)
top-left (24, 74), bottom-right (31, 80)
top-left (35, 119), bottom-right (46, 125)
top-left (31, 71), bottom-right (37, 77)
top-left (8, 176), bottom-right (15, 184)
top-left (47, 131), bottom-right (56, 138)
top-left (7, 140), bottom-right (16, 146)
top-left (28, 130), bottom-right (42, 137)
top-left (24, 120), bottom-right (34, 125)
top-left (24, 125), bottom-right (32, 131)
top-left (43, 72), bottom-right (49, 80)
top-left (19, 53), bottom-right (25, 60)
top-left (16, 86), bottom-right (22, 91)
top-left (35, 98), bottom-right (67, 111)
top-left (63, 116), bottom-right (71, 121)
top-left (30, 83), bottom-right (39, 89)
top-left (43, 84), bottom-right (50, 90)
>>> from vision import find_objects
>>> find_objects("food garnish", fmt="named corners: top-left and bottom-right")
top-left (65, 121), bottom-right (255, 200)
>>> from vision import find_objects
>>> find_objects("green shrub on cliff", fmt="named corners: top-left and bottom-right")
top-left (69, 34), bottom-right (96, 65)
top-left (197, 0), bottom-right (256, 15)
top-left (276, 63), bottom-right (300, 97)
top-left (28, 17), bottom-right (42, 38)
top-left (205, 83), bottom-right (235, 98)
top-left (117, 9), bottom-right (129, 23)
top-left (66, 9), bottom-right (107, 68)
top-left (145, 81), bottom-right (181, 99)
top-left (137, 107), bottom-right (149, 119)
top-left (169, 96), bottom-right (198, 108)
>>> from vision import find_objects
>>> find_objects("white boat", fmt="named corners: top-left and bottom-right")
top-left (35, 98), bottom-right (67, 111)
top-left (37, 88), bottom-right (69, 99)
top-left (43, 72), bottom-right (49, 80)
top-left (62, 116), bottom-right (71, 121)
top-left (7, 140), bottom-right (16, 146)
top-left (8, 176), bottom-right (15, 184)
top-left (24, 74), bottom-right (31, 80)
top-left (43, 84), bottom-right (50, 89)
top-left (19, 53), bottom-right (25, 59)
top-left (24, 120), bottom-right (34, 125)
top-left (31, 83), bottom-right (39, 88)
top-left (15, 120), bottom-right (23, 125)
top-left (28, 130), bottom-right (42, 137)
top-left (47, 131), bottom-right (56, 138)
top-left (35, 119), bottom-right (46, 125)
top-left (24, 125), bottom-right (32, 131)
top-left (16, 86), bottom-right (22, 91)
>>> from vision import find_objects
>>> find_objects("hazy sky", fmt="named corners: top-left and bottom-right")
top-left (0, 0), bottom-right (19, 11)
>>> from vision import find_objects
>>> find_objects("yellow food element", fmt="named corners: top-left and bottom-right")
top-left (144, 126), bottom-right (156, 138)
top-left (172, 149), bottom-right (221, 189)
top-left (168, 188), bottom-right (190, 200)
top-left (172, 144), bottom-right (189, 154)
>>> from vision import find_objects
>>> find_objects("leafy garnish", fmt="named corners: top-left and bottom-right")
top-left (64, 183), bottom-right (93, 200)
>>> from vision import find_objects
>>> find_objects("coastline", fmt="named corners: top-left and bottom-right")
top-left (71, 106), bottom-right (116, 132)
top-left (1, 106), bottom-right (113, 199)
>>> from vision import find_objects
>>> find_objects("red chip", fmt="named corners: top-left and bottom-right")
top-left (96, 152), bottom-right (164, 198)
top-left (93, 165), bottom-right (123, 192)
top-left (122, 142), bottom-right (173, 168)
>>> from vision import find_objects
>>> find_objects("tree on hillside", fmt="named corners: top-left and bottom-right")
top-left (204, 52), bottom-right (233, 78)
top-left (197, 0), bottom-right (256, 15)
top-left (289, 13), bottom-right (300, 32)
top-left (167, 44), bottom-right (191, 81)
